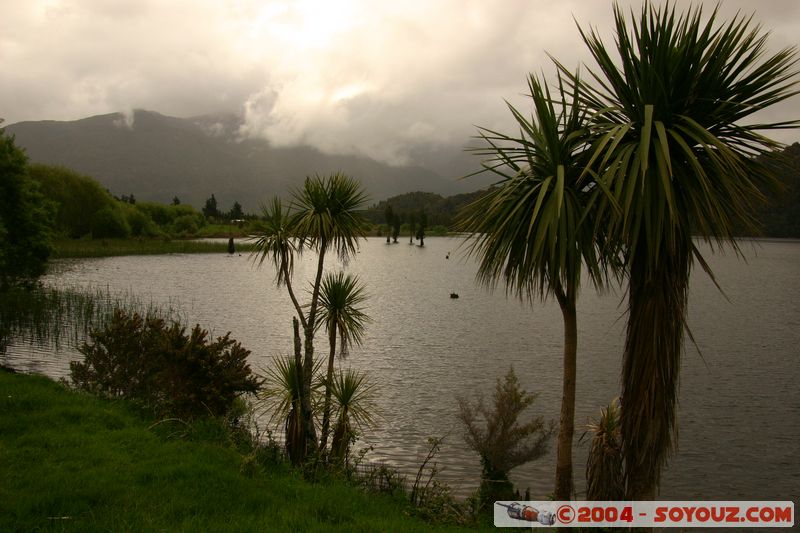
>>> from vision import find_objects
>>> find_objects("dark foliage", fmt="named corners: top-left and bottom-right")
top-left (363, 189), bottom-right (490, 229)
top-left (754, 143), bottom-right (800, 238)
top-left (71, 309), bottom-right (261, 419)
top-left (0, 127), bottom-right (53, 288)
top-left (457, 367), bottom-right (554, 506)
top-left (203, 193), bottom-right (219, 219)
top-left (28, 163), bottom-right (117, 238)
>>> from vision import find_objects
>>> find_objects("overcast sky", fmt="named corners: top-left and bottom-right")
top-left (3, 0), bottom-right (799, 165)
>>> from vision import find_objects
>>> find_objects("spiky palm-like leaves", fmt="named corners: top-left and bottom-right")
top-left (459, 73), bottom-right (607, 499)
top-left (584, 399), bottom-right (624, 501)
top-left (252, 174), bottom-right (368, 463)
top-left (253, 197), bottom-right (297, 290)
top-left (572, 2), bottom-right (798, 498)
top-left (260, 356), bottom-right (321, 465)
top-left (291, 173), bottom-right (369, 265)
top-left (315, 271), bottom-right (371, 452)
top-left (329, 368), bottom-right (376, 462)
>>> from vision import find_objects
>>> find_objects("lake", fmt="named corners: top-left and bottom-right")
top-left (3, 237), bottom-right (799, 501)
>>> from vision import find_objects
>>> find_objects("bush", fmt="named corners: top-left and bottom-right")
top-left (0, 132), bottom-right (53, 287)
top-left (70, 309), bottom-right (261, 419)
top-left (123, 205), bottom-right (161, 237)
top-left (457, 367), bottom-right (554, 506)
top-left (91, 206), bottom-right (131, 238)
top-left (171, 213), bottom-right (202, 236)
top-left (28, 163), bottom-right (113, 238)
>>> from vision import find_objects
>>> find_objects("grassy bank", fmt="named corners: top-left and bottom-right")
top-left (52, 238), bottom-right (258, 258)
top-left (0, 370), bottom-right (475, 532)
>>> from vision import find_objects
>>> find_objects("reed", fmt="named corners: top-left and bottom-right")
top-left (0, 284), bottom-right (184, 353)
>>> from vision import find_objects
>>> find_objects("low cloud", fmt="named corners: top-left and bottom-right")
top-left (3, 0), bottom-right (798, 166)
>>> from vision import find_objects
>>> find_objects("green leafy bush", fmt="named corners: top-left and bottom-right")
top-left (457, 367), bottom-right (554, 505)
top-left (28, 163), bottom-right (112, 238)
top-left (91, 206), bottom-right (131, 238)
top-left (123, 205), bottom-right (161, 237)
top-left (171, 213), bottom-right (201, 236)
top-left (0, 131), bottom-right (53, 287)
top-left (70, 309), bottom-right (261, 419)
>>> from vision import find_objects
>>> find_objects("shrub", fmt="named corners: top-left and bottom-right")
top-left (91, 206), bottom-right (131, 238)
top-left (457, 367), bottom-right (554, 506)
top-left (123, 206), bottom-right (160, 237)
top-left (171, 213), bottom-right (201, 236)
top-left (70, 309), bottom-right (261, 419)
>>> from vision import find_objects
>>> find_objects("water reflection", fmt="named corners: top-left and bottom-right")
top-left (3, 237), bottom-right (799, 500)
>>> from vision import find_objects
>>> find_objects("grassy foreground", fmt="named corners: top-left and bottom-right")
top-left (0, 370), bottom-right (469, 532)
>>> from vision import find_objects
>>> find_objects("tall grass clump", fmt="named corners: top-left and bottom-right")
top-left (0, 284), bottom-right (183, 355)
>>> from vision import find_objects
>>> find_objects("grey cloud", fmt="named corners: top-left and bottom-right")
top-left (3, 0), bottom-right (798, 165)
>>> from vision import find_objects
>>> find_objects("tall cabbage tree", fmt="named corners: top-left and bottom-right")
top-left (316, 271), bottom-right (370, 452)
top-left (254, 173), bottom-right (368, 461)
top-left (459, 73), bottom-right (608, 499)
top-left (572, 2), bottom-right (798, 498)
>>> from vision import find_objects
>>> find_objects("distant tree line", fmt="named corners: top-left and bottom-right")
top-left (24, 164), bottom-right (255, 240)
top-left (201, 194), bottom-right (245, 221)
top-left (363, 150), bottom-right (800, 239)
top-left (362, 190), bottom-right (489, 231)
top-left (750, 143), bottom-right (800, 238)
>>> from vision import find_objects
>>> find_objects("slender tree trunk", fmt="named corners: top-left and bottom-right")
top-left (298, 242), bottom-right (328, 457)
top-left (290, 317), bottom-right (307, 463)
top-left (622, 239), bottom-right (689, 500)
top-left (554, 285), bottom-right (577, 500)
top-left (319, 325), bottom-right (337, 452)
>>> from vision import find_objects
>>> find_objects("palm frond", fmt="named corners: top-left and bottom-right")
top-left (250, 197), bottom-right (297, 286)
top-left (290, 173), bottom-right (369, 263)
top-left (457, 71), bottom-right (611, 301)
top-left (314, 271), bottom-right (370, 356)
top-left (567, 1), bottom-right (798, 497)
top-left (330, 367), bottom-right (377, 431)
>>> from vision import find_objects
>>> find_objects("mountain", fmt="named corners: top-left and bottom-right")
top-left (7, 110), bottom-right (481, 211)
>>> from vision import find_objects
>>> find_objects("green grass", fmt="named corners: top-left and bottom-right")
top-left (195, 223), bottom-right (259, 238)
top-left (0, 370), bottom-right (475, 532)
top-left (53, 238), bottom-right (258, 258)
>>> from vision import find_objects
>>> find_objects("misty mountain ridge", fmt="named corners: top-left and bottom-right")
top-left (7, 110), bottom-right (488, 211)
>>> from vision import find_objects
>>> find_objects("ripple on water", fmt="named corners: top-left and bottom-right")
top-left (4, 237), bottom-right (799, 500)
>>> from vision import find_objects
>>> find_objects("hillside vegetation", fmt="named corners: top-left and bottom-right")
top-left (7, 110), bottom-right (472, 210)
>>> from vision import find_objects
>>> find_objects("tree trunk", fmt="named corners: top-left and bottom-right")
top-left (554, 286), bottom-right (577, 500)
top-left (298, 242), bottom-right (328, 458)
top-left (622, 240), bottom-right (689, 500)
top-left (319, 325), bottom-right (337, 452)
top-left (290, 317), bottom-right (307, 463)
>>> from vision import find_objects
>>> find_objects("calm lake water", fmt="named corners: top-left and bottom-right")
top-left (3, 237), bottom-right (799, 501)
